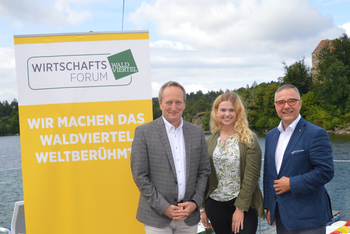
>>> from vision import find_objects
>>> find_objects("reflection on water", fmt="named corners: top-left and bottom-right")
top-left (0, 134), bottom-right (349, 229)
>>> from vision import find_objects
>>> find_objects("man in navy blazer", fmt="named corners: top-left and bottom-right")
top-left (263, 84), bottom-right (334, 233)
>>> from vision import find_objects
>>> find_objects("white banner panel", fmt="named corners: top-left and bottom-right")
top-left (15, 31), bottom-right (151, 105)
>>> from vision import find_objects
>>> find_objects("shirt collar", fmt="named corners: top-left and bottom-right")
top-left (162, 116), bottom-right (183, 133)
top-left (277, 114), bottom-right (301, 133)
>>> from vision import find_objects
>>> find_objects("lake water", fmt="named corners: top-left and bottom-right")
top-left (0, 134), bottom-right (349, 230)
top-left (0, 136), bottom-right (23, 229)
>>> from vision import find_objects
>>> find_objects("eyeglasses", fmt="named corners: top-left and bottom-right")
top-left (275, 98), bottom-right (300, 107)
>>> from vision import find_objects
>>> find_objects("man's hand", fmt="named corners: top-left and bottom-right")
top-left (266, 208), bottom-right (276, 225)
top-left (164, 202), bottom-right (197, 221)
top-left (273, 176), bottom-right (290, 195)
top-left (232, 209), bottom-right (244, 234)
top-left (163, 205), bottom-right (183, 219)
top-left (173, 201), bottom-right (197, 221)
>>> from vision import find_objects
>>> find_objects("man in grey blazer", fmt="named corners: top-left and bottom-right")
top-left (131, 81), bottom-right (211, 234)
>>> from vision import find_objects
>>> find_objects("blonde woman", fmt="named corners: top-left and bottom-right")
top-left (201, 92), bottom-right (265, 234)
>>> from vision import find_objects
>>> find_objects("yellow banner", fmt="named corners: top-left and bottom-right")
top-left (14, 32), bottom-right (149, 44)
top-left (19, 100), bottom-right (151, 233)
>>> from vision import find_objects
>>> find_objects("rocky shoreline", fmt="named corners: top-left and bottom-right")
top-left (327, 125), bottom-right (350, 135)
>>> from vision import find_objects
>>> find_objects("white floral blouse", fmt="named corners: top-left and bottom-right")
top-left (209, 134), bottom-right (240, 201)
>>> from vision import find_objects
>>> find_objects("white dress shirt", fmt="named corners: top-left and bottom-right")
top-left (162, 116), bottom-right (186, 201)
top-left (275, 114), bottom-right (301, 174)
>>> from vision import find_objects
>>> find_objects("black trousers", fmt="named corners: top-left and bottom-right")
top-left (206, 197), bottom-right (258, 234)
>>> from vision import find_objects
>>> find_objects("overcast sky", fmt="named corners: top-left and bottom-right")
top-left (0, 0), bottom-right (349, 102)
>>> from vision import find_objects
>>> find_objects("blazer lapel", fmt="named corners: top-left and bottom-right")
top-left (183, 122), bottom-right (191, 181)
top-left (156, 118), bottom-right (177, 176)
top-left (279, 118), bottom-right (306, 174)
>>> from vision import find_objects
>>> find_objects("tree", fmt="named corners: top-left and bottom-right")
top-left (315, 33), bottom-right (350, 84)
top-left (201, 110), bottom-right (211, 131)
top-left (250, 81), bottom-right (258, 108)
top-left (0, 116), bottom-right (11, 136)
top-left (318, 61), bottom-right (350, 112)
top-left (282, 57), bottom-right (312, 94)
top-left (10, 99), bottom-right (18, 112)
top-left (262, 83), bottom-right (279, 118)
top-left (311, 33), bottom-right (350, 129)
top-left (331, 33), bottom-right (350, 71)
top-left (152, 98), bottom-right (162, 120)
top-left (0, 122), bottom-right (7, 135)
top-left (10, 112), bottom-right (20, 134)
top-left (2, 101), bottom-right (12, 116)
top-left (0, 102), bottom-right (4, 118)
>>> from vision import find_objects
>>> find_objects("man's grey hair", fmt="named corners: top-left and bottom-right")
top-left (158, 81), bottom-right (186, 102)
top-left (274, 84), bottom-right (301, 102)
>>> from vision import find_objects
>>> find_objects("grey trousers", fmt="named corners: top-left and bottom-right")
top-left (144, 220), bottom-right (198, 234)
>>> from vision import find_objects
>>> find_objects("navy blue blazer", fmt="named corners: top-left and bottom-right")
top-left (263, 117), bottom-right (334, 230)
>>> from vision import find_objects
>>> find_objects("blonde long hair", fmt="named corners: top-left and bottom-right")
top-left (210, 92), bottom-right (253, 147)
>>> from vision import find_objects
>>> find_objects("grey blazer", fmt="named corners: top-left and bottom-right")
top-left (130, 117), bottom-right (211, 228)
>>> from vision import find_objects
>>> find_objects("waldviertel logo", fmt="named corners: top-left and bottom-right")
top-left (107, 49), bottom-right (138, 80)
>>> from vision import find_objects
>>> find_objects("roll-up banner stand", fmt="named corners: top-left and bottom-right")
top-left (14, 31), bottom-right (151, 233)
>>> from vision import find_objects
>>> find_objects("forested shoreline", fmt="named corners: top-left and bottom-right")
top-left (1, 34), bottom-right (350, 136)
top-left (154, 34), bottom-right (350, 134)
top-left (0, 99), bottom-right (19, 136)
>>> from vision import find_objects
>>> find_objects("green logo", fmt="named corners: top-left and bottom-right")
top-left (107, 49), bottom-right (139, 80)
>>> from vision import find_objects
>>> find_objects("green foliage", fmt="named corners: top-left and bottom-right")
top-left (346, 96), bottom-right (350, 113)
top-left (150, 80), bottom-right (313, 132)
top-left (152, 90), bottom-right (223, 127)
top-left (330, 33), bottom-right (350, 69)
top-left (202, 110), bottom-right (211, 131)
top-left (186, 98), bottom-right (211, 116)
top-left (247, 109), bottom-right (258, 128)
top-left (262, 84), bottom-right (279, 117)
top-left (299, 33), bottom-right (350, 130)
top-left (0, 99), bottom-right (19, 136)
top-left (152, 98), bottom-right (162, 120)
top-left (254, 115), bottom-right (269, 132)
top-left (300, 91), bottom-right (318, 117)
top-left (340, 112), bottom-right (350, 122)
top-left (305, 105), bottom-right (332, 129)
top-left (317, 61), bottom-right (350, 111)
top-left (314, 40), bottom-right (337, 83)
top-left (10, 112), bottom-right (20, 134)
top-left (314, 33), bottom-right (350, 100)
top-left (151, 76), bottom-right (348, 132)
top-left (282, 57), bottom-right (312, 94)
top-left (0, 122), bottom-right (8, 135)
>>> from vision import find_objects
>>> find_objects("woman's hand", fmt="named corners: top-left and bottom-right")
top-left (232, 208), bottom-right (244, 233)
top-left (266, 208), bottom-right (276, 225)
top-left (200, 211), bottom-right (212, 228)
